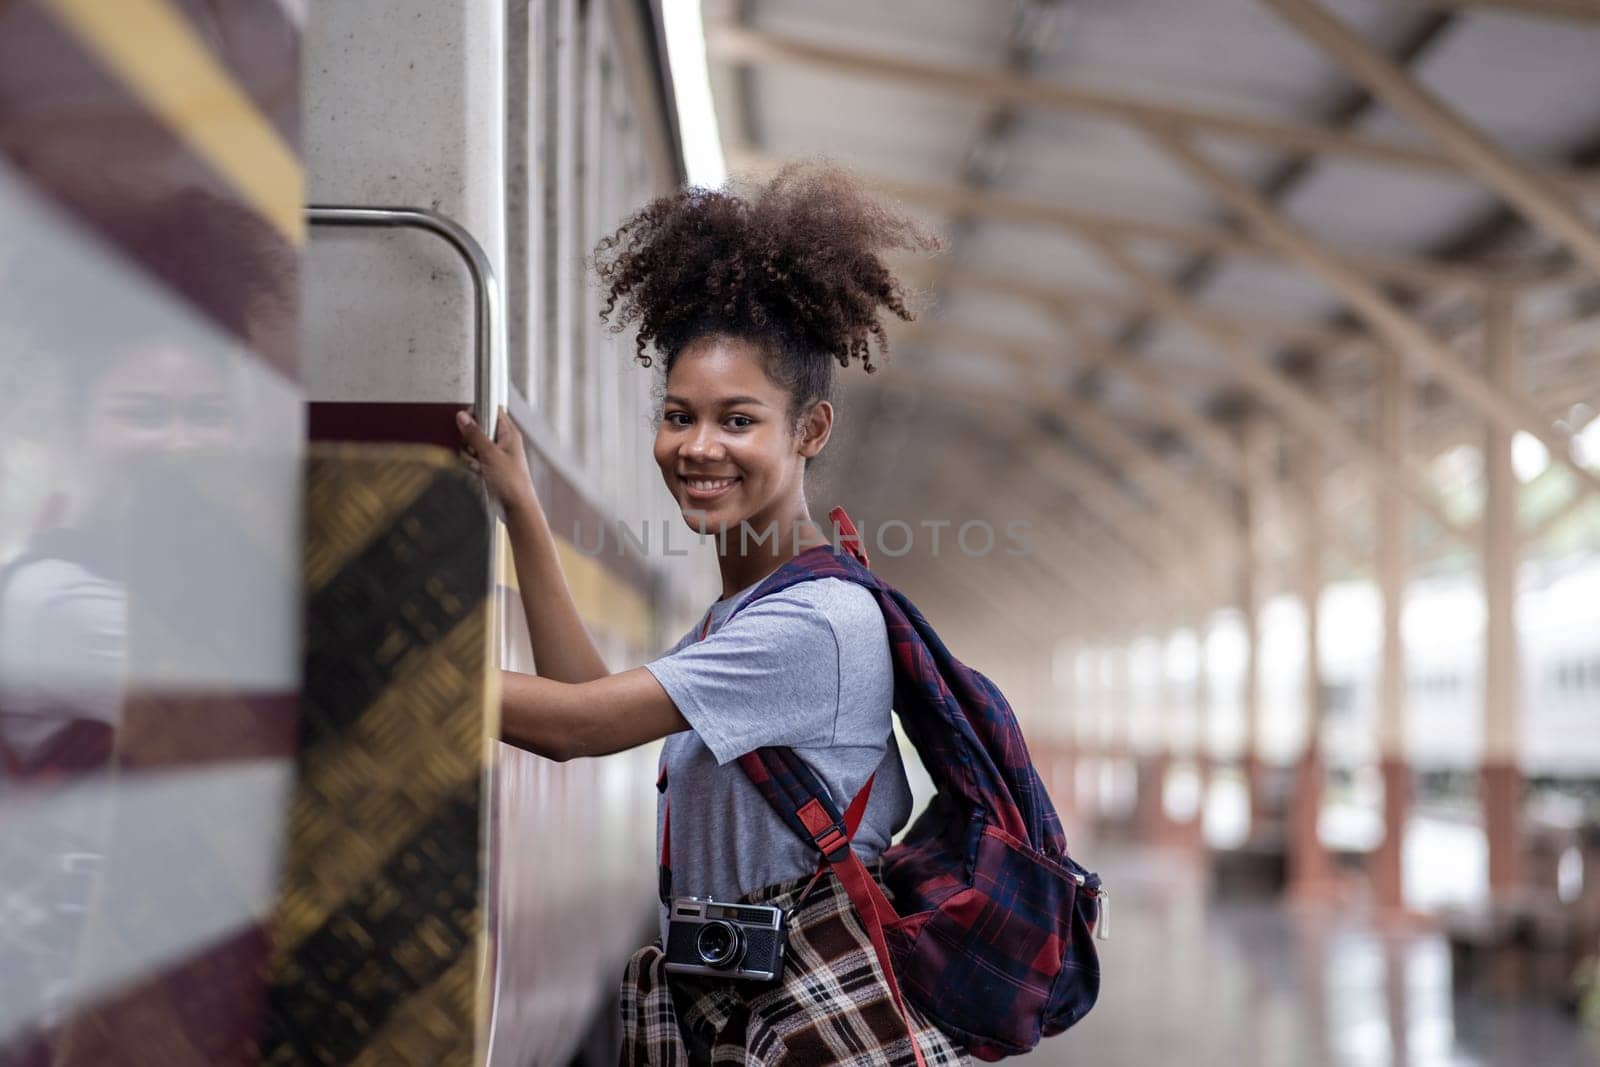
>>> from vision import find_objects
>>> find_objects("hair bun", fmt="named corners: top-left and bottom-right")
top-left (593, 161), bottom-right (940, 375)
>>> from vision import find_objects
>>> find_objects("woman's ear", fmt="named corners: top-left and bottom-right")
top-left (796, 400), bottom-right (833, 460)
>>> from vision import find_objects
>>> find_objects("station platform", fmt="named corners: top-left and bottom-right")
top-left (1021, 839), bottom-right (1600, 1067)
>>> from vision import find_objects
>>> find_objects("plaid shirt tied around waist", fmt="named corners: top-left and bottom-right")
top-left (620, 864), bottom-right (969, 1067)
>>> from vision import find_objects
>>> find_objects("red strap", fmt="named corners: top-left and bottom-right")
top-left (840, 772), bottom-right (874, 841)
top-left (658, 763), bottom-right (671, 871)
top-left (829, 849), bottom-right (926, 1067)
top-left (797, 772), bottom-right (924, 1066)
top-left (828, 506), bottom-right (870, 568)
top-left (803, 772), bottom-right (875, 875)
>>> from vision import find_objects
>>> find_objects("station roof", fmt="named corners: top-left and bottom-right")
top-left (701, 0), bottom-right (1600, 653)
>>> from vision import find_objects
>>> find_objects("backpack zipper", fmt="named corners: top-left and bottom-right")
top-left (1068, 870), bottom-right (1110, 941)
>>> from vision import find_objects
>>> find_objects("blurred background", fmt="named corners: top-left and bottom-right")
top-left (2, 0), bottom-right (1599, 1064)
top-left (743, 2), bottom-right (1600, 1063)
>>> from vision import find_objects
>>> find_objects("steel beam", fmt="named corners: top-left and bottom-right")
top-left (707, 24), bottom-right (1600, 196)
top-left (891, 379), bottom-right (1217, 603)
top-left (1265, 0), bottom-right (1600, 278)
top-left (1145, 127), bottom-right (1600, 500)
top-left (1406, 0), bottom-right (1600, 20)
top-left (728, 148), bottom-right (1496, 292)
top-left (1084, 231), bottom-right (1473, 541)
top-left (892, 259), bottom-right (1369, 351)
top-left (868, 422), bottom-right (1171, 618)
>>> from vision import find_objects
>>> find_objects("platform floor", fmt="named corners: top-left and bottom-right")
top-left (1019, 843), bottom-right (1600, 1067)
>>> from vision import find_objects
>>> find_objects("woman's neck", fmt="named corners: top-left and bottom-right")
top-left (713, 510), bottom-right (830, 599)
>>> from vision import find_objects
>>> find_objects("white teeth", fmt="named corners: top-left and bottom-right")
top-left (686, 478), bottom-right (737, 491)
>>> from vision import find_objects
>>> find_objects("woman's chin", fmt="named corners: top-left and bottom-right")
top-left (679, 504), bottom-right (734, 536)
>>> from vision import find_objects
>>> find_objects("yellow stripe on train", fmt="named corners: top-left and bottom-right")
top-left (496, 521), bottom-right (655, 652)
top-left (41, 0), bottom-right (305, 245)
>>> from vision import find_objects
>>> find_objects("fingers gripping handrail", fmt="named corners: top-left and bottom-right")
top-left (306, 205), bottom-right (505, 435)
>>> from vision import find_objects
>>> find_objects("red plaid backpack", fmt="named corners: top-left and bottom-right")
top-left (723, 508), bottom-right (1107, 1061)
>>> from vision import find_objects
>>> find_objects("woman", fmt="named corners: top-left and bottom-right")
top-left (457, 164), bottom-right (962, 1064)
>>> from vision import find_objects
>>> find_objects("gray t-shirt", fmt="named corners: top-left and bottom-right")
top-left (644, 573), bottom-right (912, 944)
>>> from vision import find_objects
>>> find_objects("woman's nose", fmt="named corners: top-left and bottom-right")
top-left (686, 429), bottom-right (721, 460)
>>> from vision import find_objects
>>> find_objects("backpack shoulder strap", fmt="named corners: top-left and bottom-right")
top-left (737, 746), bottom-right (925, 1067)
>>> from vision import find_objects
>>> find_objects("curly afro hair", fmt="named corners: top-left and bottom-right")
top-left (593, 161), bottom-right (939, 425)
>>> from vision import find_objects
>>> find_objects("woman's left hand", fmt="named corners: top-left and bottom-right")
top-left (457, 407), bottom-right (538, 518)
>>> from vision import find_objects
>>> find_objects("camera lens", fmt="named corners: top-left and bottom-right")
top-left (695, 920), bottom-right (742, 968)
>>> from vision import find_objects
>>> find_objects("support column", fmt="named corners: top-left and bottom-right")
top-left (1132, 631), bottom-right (1170, 845)
top-left (1115, 640), bottom-right (1140, 832)
top-left (1239, 416), bottom-right (1271, 839)
top-left (1289, 412), bottom-right (1334, 898)
top-left (1374, 349), bottom-right (1412, 912)
top-left (1191, 606), bottom-right (1213, 851)
top-left (1154, 618), bottom-right (1182, 848)
top-left (1482, 288), bottom-right (1524, 898)
top-left (1053, 637), bottom-right (1080, 825)
top-left (1091, 644), bottom-right (1113, 821)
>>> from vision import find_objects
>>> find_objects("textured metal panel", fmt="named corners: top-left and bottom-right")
top-left (261, 446), bottom-right (495, 1067)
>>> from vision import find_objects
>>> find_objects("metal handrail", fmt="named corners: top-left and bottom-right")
top-left (306, 205), bottom-right (504, 434)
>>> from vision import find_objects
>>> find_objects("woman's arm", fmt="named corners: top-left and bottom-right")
top-left (500, 667), bottom-right (688, 761)
top-left (459, 409), bottom-right (610, 684)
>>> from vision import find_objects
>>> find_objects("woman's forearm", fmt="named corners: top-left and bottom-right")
top-left (499, 667), bottom-right (688, 761)
top-left (499, 670), bottom-right (575, 760)
top-left (504, 500), bottom-right (611, 684)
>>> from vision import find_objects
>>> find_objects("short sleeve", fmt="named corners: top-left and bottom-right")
top-left (644, 589), bottom-right (841, 765)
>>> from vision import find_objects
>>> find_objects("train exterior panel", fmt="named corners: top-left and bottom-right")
top-left (301, 1), bottom-right (703, 1061)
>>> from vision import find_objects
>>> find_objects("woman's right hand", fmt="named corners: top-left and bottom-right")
top-left (457, 407), bottom-right (539, 519)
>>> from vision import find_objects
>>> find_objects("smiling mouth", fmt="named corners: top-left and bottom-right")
top-left (681, 475), bottom-right (740, 500)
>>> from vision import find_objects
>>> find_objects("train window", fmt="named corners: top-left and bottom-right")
top-left (507, 0), bottom-right (538, 399)
top-left (538, 0), bottom-right (566, 423)
top-left (569, 0), bottom-right (599, 470)
top-left (549, 0), bottom-right (580, 450)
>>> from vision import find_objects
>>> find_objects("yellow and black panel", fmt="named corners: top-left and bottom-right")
top-left (261, 446), bottom-right (496, 1067)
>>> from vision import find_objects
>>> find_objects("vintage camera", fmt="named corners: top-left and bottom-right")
top-left (664, 896), bottom-right (787, 981)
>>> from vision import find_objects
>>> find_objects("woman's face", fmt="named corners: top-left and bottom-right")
top-left (84, 345), bottom-right (235, 463)
top-left (654, 335), bottom-right (829, 539)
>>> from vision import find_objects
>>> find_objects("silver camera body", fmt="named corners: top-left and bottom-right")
top-left (663, 896), bottom-right (787, 982)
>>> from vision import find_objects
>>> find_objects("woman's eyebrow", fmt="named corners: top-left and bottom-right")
top-left (662, 394), bottom-right (770, 408)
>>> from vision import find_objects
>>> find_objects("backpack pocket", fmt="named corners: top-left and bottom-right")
top-left (889, 825), bottom-right (1099, 1059)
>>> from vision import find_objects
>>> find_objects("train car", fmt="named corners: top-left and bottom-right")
top-left (300, 1), bottom-right (703, 1061)
top-left (1198, 562), bottom-right (1600, 784)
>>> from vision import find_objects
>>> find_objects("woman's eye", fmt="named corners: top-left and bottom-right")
top-left (726, 415), bottom-right (753, 429)
top-left (664, 412), bottom-right (691, 427)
